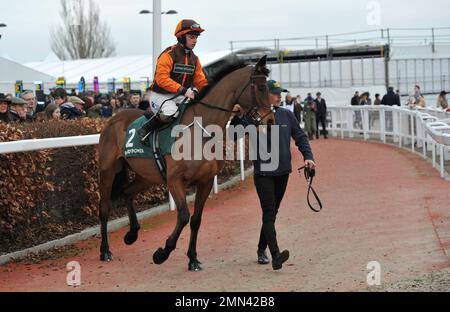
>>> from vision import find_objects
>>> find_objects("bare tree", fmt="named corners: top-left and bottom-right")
top-left (50, 0), bottom-right (116, 60)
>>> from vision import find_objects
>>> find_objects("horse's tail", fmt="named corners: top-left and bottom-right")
top-left (111, 159), bottom-right (128, 201)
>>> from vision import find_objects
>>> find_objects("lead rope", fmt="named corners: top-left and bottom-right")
top-left (298, 166), bottom-right (323, 213)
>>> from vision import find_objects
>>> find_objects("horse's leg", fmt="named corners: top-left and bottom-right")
top-left (122, 176), bottom-right (151, 245)
top-left (99, 169), bottom-right (115, 261)
top-left (187, 178), bottom-right (214, 271)
top-left (153, 180), bottom-right (190, 265)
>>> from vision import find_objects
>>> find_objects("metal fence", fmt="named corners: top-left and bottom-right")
top-left (230, 27), bottom-right (450, 52)
top-left (267, 57), bottom-right (450, 95)
top-left (326, 105), bottom-right (450, 178)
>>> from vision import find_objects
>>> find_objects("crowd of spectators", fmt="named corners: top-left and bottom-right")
top-left (350, 85), bottom-right (449, 110)
top-left (0, 87), bottom-right (152, 124)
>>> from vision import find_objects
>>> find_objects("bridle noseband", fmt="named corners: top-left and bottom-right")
top-left (235, 74), bottom-right (274, 126)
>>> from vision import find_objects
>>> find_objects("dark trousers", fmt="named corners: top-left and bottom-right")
top-left (316, 115), bottom-right (327, 137)
top-left (254, 174), bottom-right (290, 256)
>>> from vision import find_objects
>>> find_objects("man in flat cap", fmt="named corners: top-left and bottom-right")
top-left (9, 97), bottom-right (30, 123)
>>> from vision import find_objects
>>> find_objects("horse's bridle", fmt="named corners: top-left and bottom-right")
top-left (234, 73), bottom-right (274, 126)
top-left (194, 73), bottom-right (274, 126)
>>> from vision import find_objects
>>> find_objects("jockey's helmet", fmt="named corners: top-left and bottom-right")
top-left (174, 19), bottom-right (205, 38)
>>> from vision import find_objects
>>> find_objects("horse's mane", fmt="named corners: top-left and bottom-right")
top-left (198, 55), bottom-right (270, 100)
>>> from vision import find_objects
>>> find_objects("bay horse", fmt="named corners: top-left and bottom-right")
top-left (98, 55), bottom-right (274, 271)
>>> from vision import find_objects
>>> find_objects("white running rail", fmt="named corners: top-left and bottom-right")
top-left (327, 105), bottom-right (450, 179)
top-left (0, 134), bottom-right (247, 210)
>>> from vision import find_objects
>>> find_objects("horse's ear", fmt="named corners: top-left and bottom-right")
top-left (254, 55), bottom-right (267, 72)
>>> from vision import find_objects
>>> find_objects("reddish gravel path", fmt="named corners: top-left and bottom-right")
top-left (1, 138), bottom-right (449, 292)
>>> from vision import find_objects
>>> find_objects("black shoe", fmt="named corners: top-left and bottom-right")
top-left (257, 249), bottom-right (270, 265)
top-left (272, 250), bottom-right (289, 270)
top-left (138, 116), bottom-right (165, 143)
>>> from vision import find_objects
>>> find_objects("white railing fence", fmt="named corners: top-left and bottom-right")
top-left (327, 105), bottom-right (450, 178)
top-left (0, 134), bottom-right (247, 211)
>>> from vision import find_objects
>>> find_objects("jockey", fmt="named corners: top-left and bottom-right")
top-left (138, 19), bottom-right (209, 142)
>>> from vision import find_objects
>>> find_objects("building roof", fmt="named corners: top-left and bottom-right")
top-left (23, 50), bottom-right (232, 84)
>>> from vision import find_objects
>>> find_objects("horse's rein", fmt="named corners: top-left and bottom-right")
top-left (298, 166), bottom-right (323, 213)
top-left (192, 73), bottom-right (273, 125)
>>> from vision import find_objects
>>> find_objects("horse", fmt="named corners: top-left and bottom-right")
top-left (97, 55), bottom-right (275, 271)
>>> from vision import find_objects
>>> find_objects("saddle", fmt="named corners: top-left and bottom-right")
top-left (123, 103), bottom-right (189, 181)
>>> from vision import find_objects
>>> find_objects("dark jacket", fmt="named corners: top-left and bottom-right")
top-left (253, 107), bottom-right (314, 176)
top-left (101, 105), bottom-right (113, 117)
top-left (0, 112), bottom-right (10, 123)
top-left (351, 95), bottom-right (360, 106)
top-left (60, 103), bottom-right (84, 120)
top-left (87, 104), bottom-right (103, 118)
top-left (314, 98), bottom-right (327, 117)
top-left (8, 110), bottom-right (26, 123)
top-left (381, 91), bottom-right (401, 106)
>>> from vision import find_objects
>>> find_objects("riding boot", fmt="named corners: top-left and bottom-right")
top-left (137, 115), bottom-right (166, 143)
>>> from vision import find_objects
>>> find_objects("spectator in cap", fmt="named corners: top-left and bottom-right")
top-left (9, 97), bottom-right (29, 123)
top-left (314, 92), bottom-right (328, 139)
top-left (437, 91), bottom-right (448, 110)
top-left (252, 79), bottom-right (316, 270)
top-left (0, 93), bottom-right (11, 123)
top-left (60, 95), bottom-right (84, 120)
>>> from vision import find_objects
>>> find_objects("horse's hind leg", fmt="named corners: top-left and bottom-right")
top-left (153, 180), bottom-right (190, 265)
top-left (99, 169), bottom-right (115, 261)
top-left (187, 178), bottom-right (214, 271)
top-left (122, 176), bottom-right (152, 245)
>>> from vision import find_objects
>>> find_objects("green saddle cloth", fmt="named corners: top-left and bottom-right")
top-left (123, 104), bottom-right (187, 159)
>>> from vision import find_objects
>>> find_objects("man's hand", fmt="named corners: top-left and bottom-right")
top-left (231, 104), bottom-right (243, 116)
top-left (305, 159), bottom-right (317, 170)
top-left (184, 88), bottom-right (196, 99)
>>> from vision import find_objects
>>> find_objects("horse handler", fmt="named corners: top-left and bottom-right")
top-left (254, 80), bottom-right (317, 270)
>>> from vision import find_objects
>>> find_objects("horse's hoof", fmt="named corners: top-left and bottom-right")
top-left (100, 251), bottom-right (113, 262)
top-left (153, 247), bottom-right (169, 265)
top-left (123, 231), bottom-right (138, 245)
top-left (188, 261), bottom-right (203, 272)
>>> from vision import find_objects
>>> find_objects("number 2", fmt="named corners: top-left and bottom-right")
top-left (126, 129), bottom-right (136, 148)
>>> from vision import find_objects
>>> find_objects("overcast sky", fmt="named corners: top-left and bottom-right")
top-left (0, 0), bottom-right (449, 63)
